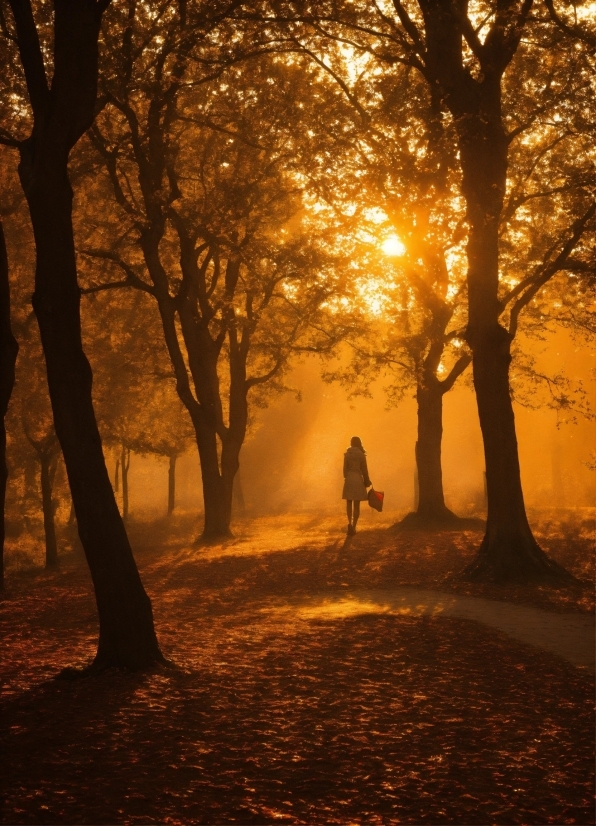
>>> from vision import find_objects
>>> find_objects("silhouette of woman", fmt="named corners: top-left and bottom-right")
top-left (342, 436), bottom-right (371, 535)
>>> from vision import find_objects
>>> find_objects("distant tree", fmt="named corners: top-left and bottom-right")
top-left (22, 426), bottom-right (59, 566)
top-left (0, 219), bottom-right (18, 587)
top-left (16, 328), bottom-right (62, 567)
top-left (80, 285), bottom-right (196, 519)
top-left (0, 0), bottom-right (161, 669)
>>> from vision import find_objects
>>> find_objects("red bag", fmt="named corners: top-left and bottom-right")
top-left (368, 487), bottom-right (384, 512)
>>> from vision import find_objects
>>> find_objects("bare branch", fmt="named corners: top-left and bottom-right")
top-left (439, 352), bottom-right (471, 393)
top-left (80, 278), bottom-right (131, 295)
top-left (79, 248), bottom-right (156, 296)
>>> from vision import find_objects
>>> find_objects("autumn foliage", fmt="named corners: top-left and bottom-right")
top-left (0, 0), bottom-right (594, 823)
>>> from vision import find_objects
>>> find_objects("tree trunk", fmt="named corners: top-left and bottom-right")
top-left (405, 379), bottom-right (460, 525)
top-left (149, 282), bottom-right (234, 541)
top-left (412, 3), bottom-right (573, 581)
top-left (399, 376), bottom-right (473, 528)
top-left (0, 221), bottom-right (19, 589)
top-left (9, 0), bottom-right (163, 668)
top-left (460, 129), bottom-right (571, 582)
top-left (39, 453), bottom-right (58, 568)
top-left (465, 327), bottom-right (569, 581)
top-left (193, 415), bottom-right (232, 541)
top-left (120, 444), bottom-right (130, 522)
top-left (233, 471), bottom-right (246, 517)
top-left (27, 176), bottom-right (161, 665)
top-left (26, 176), bottom-right (161, 665)
top-left (167, 453), bottom-right (176, 516)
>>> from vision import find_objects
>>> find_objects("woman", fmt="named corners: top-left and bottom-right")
top-left (342, 436), bottom-right (371, 535)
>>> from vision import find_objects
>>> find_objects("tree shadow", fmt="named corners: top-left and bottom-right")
top-left (2, 613), bottom-right (593, 825)
top-left (392, 512), bottom-right (485, 531)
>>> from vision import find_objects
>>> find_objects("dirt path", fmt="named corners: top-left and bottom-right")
top-left (260, 586), bottom-right (595, 672)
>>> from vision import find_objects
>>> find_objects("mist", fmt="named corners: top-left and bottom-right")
top-left (111, 329), bottom-right (595, 525)
top-left (0, 3), bottom-right (594, 824)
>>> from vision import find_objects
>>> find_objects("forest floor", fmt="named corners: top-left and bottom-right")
top-left (1, 508), bottom-right (594, 825)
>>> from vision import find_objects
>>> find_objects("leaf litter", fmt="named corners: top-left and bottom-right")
top-left (0, 510), bottom-right (594, 824)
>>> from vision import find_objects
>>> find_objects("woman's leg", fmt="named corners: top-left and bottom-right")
top-left (346, 500), bottom-right (353, 522)
top-left (353, 500), bottom-right (361, 530)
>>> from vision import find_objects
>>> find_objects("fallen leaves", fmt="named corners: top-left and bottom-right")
top-left (0, 511), bottom-right (594, 824)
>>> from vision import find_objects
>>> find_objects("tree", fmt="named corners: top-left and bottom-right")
top-left (293, 0), bottom-right (593, 581)
top-left (0, 219), bottom-right (18, 587)
top-left (0, 0), bottom-right (161, 669)
top-left (78, 10), bottom-right (346, 540)
top-left (16, 327), bottom-right (62, 567)
top-left (22, 426), bottom-right (59, 566)
top-left (283, 33), bottom-right (474, 526)
top-left (85, 286), bottom-right (196, 520)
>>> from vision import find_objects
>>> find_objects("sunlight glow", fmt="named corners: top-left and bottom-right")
top-left (382, 235), bottom-right (406, 257)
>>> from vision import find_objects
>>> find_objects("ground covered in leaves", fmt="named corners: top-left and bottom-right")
top-left (1, 509), bottom-right (594, 824)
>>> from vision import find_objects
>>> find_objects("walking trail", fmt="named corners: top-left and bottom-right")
top-left (262, 586), bottom-right (595, 672)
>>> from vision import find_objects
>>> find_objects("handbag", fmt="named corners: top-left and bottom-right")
top-left (368, 487), bottom-right (384, 511)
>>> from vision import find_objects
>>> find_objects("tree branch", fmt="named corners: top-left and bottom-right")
top-left (79, 248), bottom-right (156, 295)
top-left (7, 0), bottom-right (50, 116)
top-left (439, 352), bottom-right (471, 393)
top-left (507, 201), bottom-right (596, 337)
top-left (543, 0), bottom-right (596, 49)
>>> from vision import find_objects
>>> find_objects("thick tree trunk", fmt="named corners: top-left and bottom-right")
top-left (193, 416), bottom-right (233, 541)
top-left (401, 379), bottom-right (459, 526)
top-left (412, 2), bottom-right (573, 581)
top-left (39, 453), bottom-right (58, 568)
top-left (233, 472), bottom-right (246, 517)
top-left (8, 0), bottom-right (162, 669)
top-left (0, 221), bottom-right (19, 589)
top-left (465, 326), bottom-right (569, 581)
top-left (24, 172), bottom-right (162, 666)
top-left (27, 180), bottom-right (161, 664)
top-left (460, 123), bottom-right (571, 582)
top-left (167, 453), bottom-right (176, 516)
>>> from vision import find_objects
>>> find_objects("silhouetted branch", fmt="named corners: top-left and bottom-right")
top-left (79, 248), bottom-right (156, 296)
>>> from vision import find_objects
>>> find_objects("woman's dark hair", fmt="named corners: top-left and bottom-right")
top-left (350, 436), bottom-right (365, 452)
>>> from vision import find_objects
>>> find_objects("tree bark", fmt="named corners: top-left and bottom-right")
top-left (465, 325), bottom-right (568, 581)
top-left (412, 378), bottom-right (458, 522)
top-left (167, 453), bottom-right (176, 516)
top-left (39, 451), bottom-right (58, 568)
top-left (400, 370), bottom-right (477, 529)
top-left (9, 0), bottom-right (162, 668)
top-left (414, 1), bottom-right (573, 582)
top-left (461, 126), bottom-right (570, 582)
top-left (233, 471), bottom-right (246, 517)
top-left (193, 414), bottom-right (233, 541)
top-left (0, 221), bottom-right (19, 589)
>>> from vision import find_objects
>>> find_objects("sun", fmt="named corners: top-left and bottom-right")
top-left (381, 235), bottom-right (406, 257)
